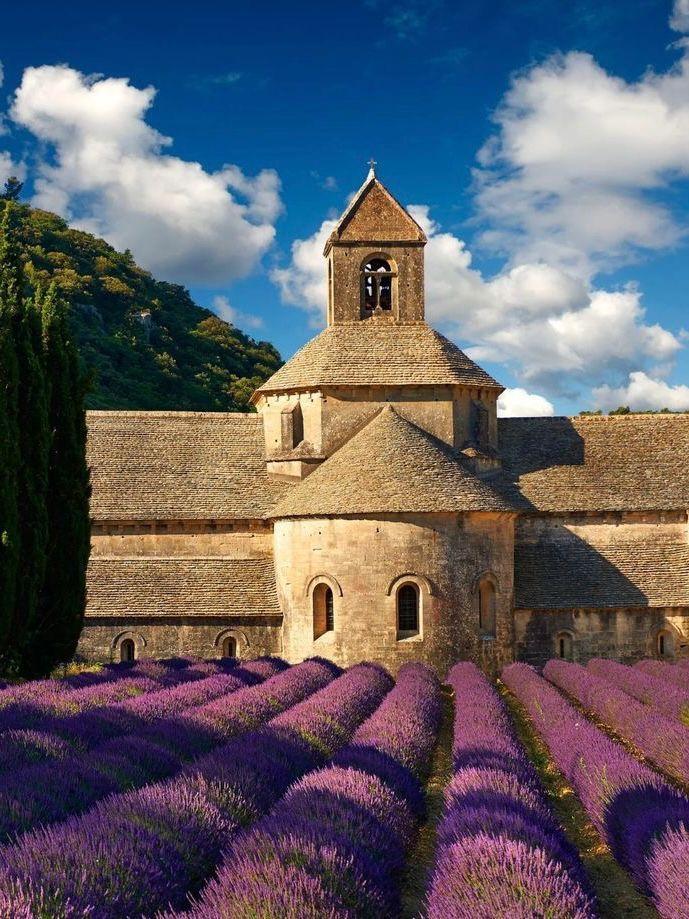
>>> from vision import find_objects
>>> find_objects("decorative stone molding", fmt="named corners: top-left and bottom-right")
top-left (385, 572), bottom-right (434, 598)
top-left (304, 573), bottom-right (344, 598)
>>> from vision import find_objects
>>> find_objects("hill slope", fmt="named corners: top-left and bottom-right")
top-left (11, 204), bottom-right (282, 411)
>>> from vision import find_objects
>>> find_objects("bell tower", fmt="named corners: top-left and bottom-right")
top-left (323, 163), bottom-right (427, 325)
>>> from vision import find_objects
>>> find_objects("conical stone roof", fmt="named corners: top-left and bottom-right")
top-left (254, 321), bottom-right (501, 397)
top-left (272, 406), bottom-right (519, 518)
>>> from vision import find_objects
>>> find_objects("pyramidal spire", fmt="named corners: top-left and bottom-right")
top-left (366, 157), bottom-right (377, 180)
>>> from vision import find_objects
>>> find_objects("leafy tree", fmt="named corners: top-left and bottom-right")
top-left (24, 287), bottom-right (90, 676)
top-left (1, 177), bottom-right (24, 202)
top-left (0, 206), bottom-right (21, 663)
top-left (12, 284), bottom-right (50, 669)
top-left (0, 206), bottom-right (90, 676)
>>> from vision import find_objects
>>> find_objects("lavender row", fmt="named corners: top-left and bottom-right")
top-left (0, 661), bottom-right (271, 774)
top-left (0, 658), bottom-right (235, 734)
top-left (183, 662), bottom-right (442, 918)
top-left (426, 662), bottom-right (595, 919)
top-left (0, 658), bottom-right (287, 842)
top-left (546, 659), bottom-right (689, 787)
top-left (0, 655), bottom-right (201, 707)
top-left (588, 658), bottom-right (689, 725)
top-left (503, 662), bottom-right (689, 918)
top-left (636, 659), bottom-right (689, 692)
top-left (0, 661), bottom-right (390, 917)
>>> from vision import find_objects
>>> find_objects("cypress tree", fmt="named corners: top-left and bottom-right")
top-left (12, 280), bottom-right (50, 670)
top-left (25, 287), bottom-right (91, 675)
top-left (0, 204), bottom-right (20, 666)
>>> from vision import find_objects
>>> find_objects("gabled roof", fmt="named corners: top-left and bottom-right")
top-left (515, 521), bottom-right (689, 609)
top-left (86, 556), bottom-right (281, 618)
top-left (253, 321), bottom-right (502, 397)
top-left (273, 405), bottom-right (518, 518)
top-left (87, 411), bottom-right (291, 521)
top-left (324, 167), bottom-right (426, 253)
top-left (499, 413), bottom-right (689, 512)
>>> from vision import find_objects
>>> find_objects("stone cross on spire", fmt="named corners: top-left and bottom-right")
top-left (366, 157), bottom-right (377, 178)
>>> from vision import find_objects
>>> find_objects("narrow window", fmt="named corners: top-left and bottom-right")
top-left (313, 584), bottom-right (335, 639)
top-left (222, 636), bottom-right (237, 659)
top-left (397, 584), bottom-right (419, 635)
top-left (478, 578), bottom-right (496, 637)
top-left (325, 587), bottom-right (334, 632)
top-left (120, 638), bottom-right (136, 662)
top-left (362, 258), bottom-right (395, 313)
top-left (556, 631), bottom-right (573, 661)
top-left (657, 630), bottom-right (674, 658)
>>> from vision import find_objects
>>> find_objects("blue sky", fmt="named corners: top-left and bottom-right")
top-left (2, 0), bottom-right (689, 415)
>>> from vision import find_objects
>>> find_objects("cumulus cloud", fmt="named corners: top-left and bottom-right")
top-left (211, 295), bottom-right (264, 331)
top-left (270, 217), bottom-right (337, 326)
top-left (593, 370), bottom-right (689, 411)
top-left (474, 48), bottom-right (689, 277)
top-left (9, 65), bottom-right (282, 286)
top-left (273, 204), bottom-right (682, 397)
top-left (497, 388), bottom-right (555, 417)
top-left (671, 0), bottom-right (689, 32)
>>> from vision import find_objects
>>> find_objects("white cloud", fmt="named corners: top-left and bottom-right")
top-left (270, 217), bottom-right (337, 326)
top-left (497, 388), bottom-right (555, 417)
top-left (211, 295), bottom-right (264, 331)
top-left (9, 65), bottom-right (282, 286)
top-left (593, 370), bottom-right (689, 411)
top-left (475, 48), bottom-right (689, 277)
top-left (671, 0), bottom-right (689, 32)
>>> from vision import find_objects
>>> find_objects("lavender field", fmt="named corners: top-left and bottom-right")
top-left (0, 655), bottom-right (687, 917)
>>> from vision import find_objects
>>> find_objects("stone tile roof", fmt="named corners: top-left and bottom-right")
top-left (326, 171), bottom-right (427, 248)
top-left (515, 524), bottom-right (689, 609)
top-left (254, 322), bottom-right (502, 396)
top-left (87, 412), bottom-right (291, 521)
top-left (86, 556), bottom-right (281, 618)
top-left (273, 405), bottom-right (519, 518)
top-left (499, 414), bottom-right (689, 512)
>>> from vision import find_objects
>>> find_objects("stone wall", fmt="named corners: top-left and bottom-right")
top-left (274, 511), bottom-right (514, 676)
top-left (257, 385), bottom-right (499, 470)
top-left (328, 242), bottom-right (425, 324)
top-left (515, 606), bottom-right (689, 668)
top-left (77, 617), bottom-right (282, 662)
top-left (91, 524), bottom-right (273, 558)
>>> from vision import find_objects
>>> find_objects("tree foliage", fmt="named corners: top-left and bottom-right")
top-left (0, 207), bottom-right (21, 656)
top-left (1, 177), bottom-right (23, 202)
top-left (0, 203), bottom-right (90, 677)
top-left (9, 204), bottom-right (282, 411)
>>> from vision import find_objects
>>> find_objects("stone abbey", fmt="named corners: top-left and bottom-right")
top-left (79, 168), bottom-right (689, 673)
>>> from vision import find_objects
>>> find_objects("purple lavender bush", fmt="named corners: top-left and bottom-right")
top-left (183, 662), bottom-right (441, 919)
top-left (546, 659), bottom-right (689, 785)
top-left (636, 659), bottom-right (689, 692)
top-left (0, 661), bottom-right (391, 917)
top-left (0, 661), bottom-right (284, 841)
top-left (426, 662), bottom-right (595, 919)
top-left (587, 658), bottom-right (689, 725)
top-left (503, 662), bottom-right (689, 918)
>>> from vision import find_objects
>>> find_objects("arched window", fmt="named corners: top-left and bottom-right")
top-left (313, 584), bottom-right (335, 640)
top-left (478, 578), bottom-right (496, 637)
top-left (120, 638), bottom-right (136, 662)
top-left (222, 636), bottom-right (237, 659)
top-left (556, 631), bottom-right (574, 661)
top-left (362, 257), bottom-right (395, 312)
top-left (397, 583), bottom-right (419, 636)
top-left (657, 629), bottom-right (675, 659)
